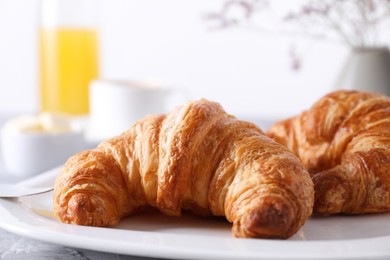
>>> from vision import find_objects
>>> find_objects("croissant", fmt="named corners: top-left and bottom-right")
top-left (267, 90), bottom-right (390, 215)
top-left (54, 99), bottom-right (314, 239)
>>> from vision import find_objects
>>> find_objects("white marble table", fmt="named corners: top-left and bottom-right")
top-left (0, 228), bottom-right (160, 260)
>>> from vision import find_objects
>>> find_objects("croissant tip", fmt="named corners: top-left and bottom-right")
top-left (66, 193), bottom-right (93, 225)
top-left (61, 193), bottom-right (119, 227)
top-left (233, 202), bottom-right (295, 239)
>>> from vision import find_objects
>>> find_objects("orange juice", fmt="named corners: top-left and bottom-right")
top-left (39, 28), bottom-right (99, 115)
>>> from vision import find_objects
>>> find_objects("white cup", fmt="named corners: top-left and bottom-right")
top-left (86, 80), bottom-right (189, 143)
top-left (1, 129), bottom-right (85, 178)
top-left (0, 114), bottom-right (89, 178)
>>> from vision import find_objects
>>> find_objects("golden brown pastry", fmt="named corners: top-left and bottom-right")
top-left (267, 90), bottom-right (390, 215)
top-left (54, 99), bottom-right (313, 239)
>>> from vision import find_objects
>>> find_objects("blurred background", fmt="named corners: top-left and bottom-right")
top-left (1, 0), bottom-right (390, 254)
top-left (0, 0), bottom-right (357, 121)
top-left (2, 0), bottom-right (390, 119)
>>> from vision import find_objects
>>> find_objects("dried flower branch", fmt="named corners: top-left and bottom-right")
top-left (284, 0), bottom-right (390, 47)
top-left (204, 0), bottom-right (390, 70)
top-left (203, 0), bottom-right (269, 30)
top-left (206, 0), bottom-right (390, 44)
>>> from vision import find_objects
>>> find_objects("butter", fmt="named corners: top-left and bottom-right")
top-left (37, 113), bottom-right (73, 132)
top-left (4, 113), bottom-right (74, 133)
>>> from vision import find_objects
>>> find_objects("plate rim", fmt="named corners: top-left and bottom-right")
top-left (2, 197), bottom-right (390, 260)
top-left (1, 167), bottom-right (390, 260)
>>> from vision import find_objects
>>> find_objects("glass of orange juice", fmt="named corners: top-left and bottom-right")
top-left (39, 0), bottom-right (99, 115)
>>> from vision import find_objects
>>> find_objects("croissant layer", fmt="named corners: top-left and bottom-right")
top-left (267, 90), bottom-right (390, 215)
top-left (54, 99), bottom-right (314, 239)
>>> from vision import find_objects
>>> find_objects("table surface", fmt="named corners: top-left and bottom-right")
top-left (0, 228), bottom-right (162, 260)
top-left (0, 114), bottom-right (275, 260)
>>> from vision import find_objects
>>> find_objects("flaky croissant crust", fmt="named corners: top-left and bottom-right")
top-left (54, 99), bottom-right (314, 239)
top-left (267, 90), bottom-right (390, 215)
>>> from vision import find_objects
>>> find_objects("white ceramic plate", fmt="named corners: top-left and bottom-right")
top-left (1, 167), bottom-right (390, 260)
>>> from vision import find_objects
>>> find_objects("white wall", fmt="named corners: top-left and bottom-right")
top-left (0, 0), bottom-right (40, 114)
top-left (0, 0), bottom-right (350, 120)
